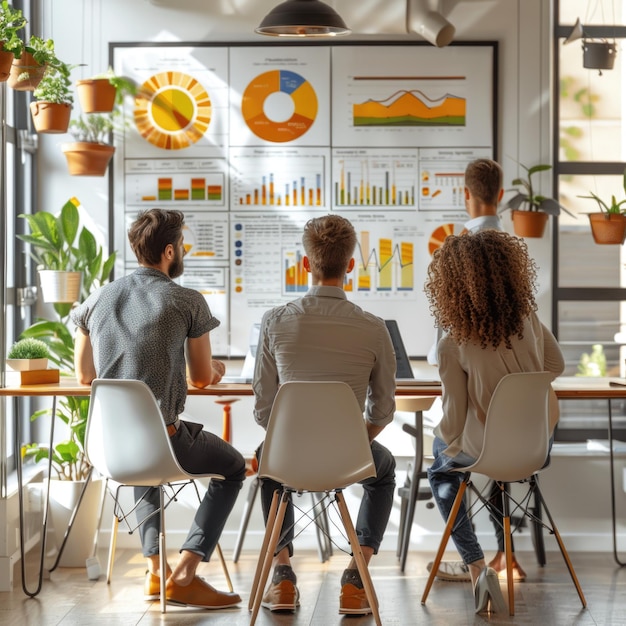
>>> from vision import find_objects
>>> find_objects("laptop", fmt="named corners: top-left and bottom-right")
top-left (221, 323), bottom-right (261, 384)
top-left (385, 320), bottom-right (441, 386)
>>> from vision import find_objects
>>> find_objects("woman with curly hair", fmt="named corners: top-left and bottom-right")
top-left (424, 229), bottom-right (564, 614)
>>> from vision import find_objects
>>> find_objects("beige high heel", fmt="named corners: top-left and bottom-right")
top-left (473, 567), bottom-right (507, 614)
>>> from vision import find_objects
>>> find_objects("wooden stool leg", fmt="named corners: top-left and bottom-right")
top-left (215, 398), bottom-right (239, 443)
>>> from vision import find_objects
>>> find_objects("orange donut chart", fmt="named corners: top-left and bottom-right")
top-left (428, 223), bottom-right (467, 255)
top-left (241, 69), bottom-right (317, 143)
top-left (134, 71), bottom-right (212, 150)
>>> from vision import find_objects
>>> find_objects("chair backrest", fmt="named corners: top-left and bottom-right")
top-left (462, 372), bottom-right (554, 483)
top-left (85, 378), bottom-right (189, 486)
top-left (258, 381), bottom-right (376, 492)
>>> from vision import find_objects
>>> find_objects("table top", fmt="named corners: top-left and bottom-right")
top-left (1, 374), bottom-right (626, 399)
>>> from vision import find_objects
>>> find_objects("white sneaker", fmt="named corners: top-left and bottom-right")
top-left (426, 560), bottom-right (471, 582)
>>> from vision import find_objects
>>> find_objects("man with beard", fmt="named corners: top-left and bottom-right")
top-left (72, 208), bottom-right (245, 610)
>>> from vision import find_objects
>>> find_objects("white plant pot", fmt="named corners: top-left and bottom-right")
top-left (6, 358), bottom-right (48, 371)
top-left (45, 477), bottom-right (104, 568)
top-left (38, 270), bottom-right (82, 303)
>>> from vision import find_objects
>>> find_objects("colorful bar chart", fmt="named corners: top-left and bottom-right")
top-left (333, 151), bottom-right (417, 208)
top-left (125, 171), bottom-right (226, 206)
top-left (231, 150), bottom-right (327, 209)
top-left (356, 230), bottom-right (414, 292)
top-left (284, 249), bottom-right (308, 293)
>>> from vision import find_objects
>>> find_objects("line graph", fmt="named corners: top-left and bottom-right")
top-left (353, 89), bottom-right (466, 127)
top-left (353, 231), bottom-right (414, 292)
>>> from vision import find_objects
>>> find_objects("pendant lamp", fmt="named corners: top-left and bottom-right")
top-left (256, 0), bottom-right (351, 37)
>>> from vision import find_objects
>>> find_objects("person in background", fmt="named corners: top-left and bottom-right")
top-left (252, 214), bottom-right (396, 617)
top-left (428, 158), bottom-right (530, 584)
top-left (423, 230), bottom-right (564, 614)
top-left (72, 208), bottom-right (245, 610)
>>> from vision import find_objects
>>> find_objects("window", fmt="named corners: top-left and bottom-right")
top-left (554, 1), bottom-right (626, 440)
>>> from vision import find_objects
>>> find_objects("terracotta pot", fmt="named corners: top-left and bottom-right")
top-left (7, 52), bottom-right (46, 91)
top-left (61, 142), bottom-right (115, 176)
top-left (30, 101), bottom-right (72, 134)
top-left (588, 212), bottom-right (626, 245)
top-left (75, 78), bottom-right (116, 113)
top-left (511, 210), bottom-right (549, 238)
top-left (0, 47), bottom-right (14, 82)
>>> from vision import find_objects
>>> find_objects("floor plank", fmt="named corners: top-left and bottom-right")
top-left (0, 548), bottom-right (615, 625)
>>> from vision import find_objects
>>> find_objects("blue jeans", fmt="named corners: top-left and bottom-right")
top-left (259, 439), bottom-right (396, 555)
top-left (135, 419), bottom-right (246, 561)
top-left (427, 437), bottom-right (484, 565)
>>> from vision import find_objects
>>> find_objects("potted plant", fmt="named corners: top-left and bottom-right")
top-left (501, 163), bottom-right (575, 238)
top-left (62, 112), bottom-right (117, 176)
top-left (6, 337), bottom-right (49, 371)
top-left (30, 61), bottom-right (74, 133)
top-left (17, 196), bottom-right (116, 316)
top-left (578, 169), bottom-right (626, 245)
top-left (7, 35), bottom-right (60, 91)
top-left (0, 1), bottom-right (27, 82)
top-left (75, 67), bottom-right (137, 113)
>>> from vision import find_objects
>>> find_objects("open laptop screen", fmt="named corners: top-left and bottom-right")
top-left (385, 319), bottom-right (414, 380)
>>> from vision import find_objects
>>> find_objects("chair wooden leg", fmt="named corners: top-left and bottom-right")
top-left (106, 514), bottom-right (118, 584)
top-left (502, 510), bottom-right (515, 615)
top-left (159, 487), bottom-right (167, 614)
top-left (214, 543), bottom-right (233, 592)
top-left (232, 475), bottom-right (260, 563)
top-left (335, 491), bottom-right (382, 626)
top-left (249, 491), bottom-right (289, 626)
top-left (533, 487), bottom-right (587, 608)
top-left (248, 488), bottom-right (280, 611)
top-left (421, 475), bottom-right (469, 605)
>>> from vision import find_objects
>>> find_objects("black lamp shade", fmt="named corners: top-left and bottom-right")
top-left (256, 0), bottom-right (351, 37)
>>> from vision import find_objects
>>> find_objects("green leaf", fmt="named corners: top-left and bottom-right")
top-left (59, 199), bottom-right (80, 247)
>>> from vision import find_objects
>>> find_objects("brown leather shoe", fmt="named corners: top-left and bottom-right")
top-left (339, 583), bottom-right (373, 615)
top-left (144, 571), bottom-right (160, 601)
top-left (261, 580), bottom-right (300, 611)
top-left (165, 576), bottom-right (241, 609)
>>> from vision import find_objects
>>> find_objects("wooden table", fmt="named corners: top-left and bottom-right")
top-left (4, 375), bottom-right (626, 597)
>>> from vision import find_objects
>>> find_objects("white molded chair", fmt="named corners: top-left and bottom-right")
top-left (248, 381), bottom-right (382, 626)
top-left (85, 378), bottom-right (232, 614)
top-left (421, 372), bottom-right (586, 616)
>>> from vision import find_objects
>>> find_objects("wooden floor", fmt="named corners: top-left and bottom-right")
top-left (0, 546), bottom-right (619, 625)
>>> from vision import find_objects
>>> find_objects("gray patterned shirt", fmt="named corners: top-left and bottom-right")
top-left (71, 267), bottom-right (219, 424)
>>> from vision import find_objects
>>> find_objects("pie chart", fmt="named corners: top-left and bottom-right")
top-left (241, 69), bottom-right (317, 143)
top-left (428, 223), bottom-right (467, 255)
top-left (134, 71), bottom-right (212, 150)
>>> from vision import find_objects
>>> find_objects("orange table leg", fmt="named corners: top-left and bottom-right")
top-left (215, 398), bottom-right (239, 443)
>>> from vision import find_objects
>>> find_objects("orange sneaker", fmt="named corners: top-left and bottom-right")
top-left (261, 579), bottom-right (300, 611)
top-left (339, 583), bottom-right (373, 615)
top-left (165, 576), bottom-right (241, 609)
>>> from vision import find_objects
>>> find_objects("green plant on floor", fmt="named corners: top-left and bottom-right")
top-left (22, 396), bottom-right (91, 480)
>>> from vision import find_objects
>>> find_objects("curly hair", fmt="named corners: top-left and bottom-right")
top-left (424, 230), bottom-right (538, 349)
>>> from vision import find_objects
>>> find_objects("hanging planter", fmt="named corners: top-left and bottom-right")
top-left (61, 142), bottom-right (115, 176)
top-left (588, 213), bottom-right (626, 245)
top-left (511, 210), bottom-right (549, 238)
top-left (8, 50), bottom-right (46, 90)
top-left (38, 269), bottom-right (82, 303)
top-left (75, 77), bottom-right (116, 113)
top-left (30, 101), bottom-right (72, 133)
top-left (583, 41), bottom-right (617, 71)
top-left (0, 48), bottom-right (14, 81)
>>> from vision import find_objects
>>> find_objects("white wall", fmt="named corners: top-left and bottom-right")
top-left (31, 0), bottom-right (577, 558)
